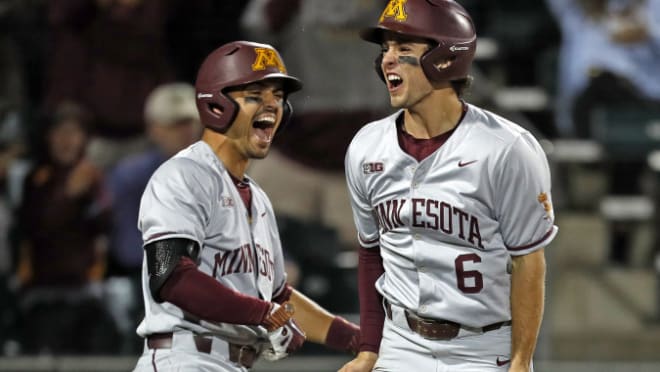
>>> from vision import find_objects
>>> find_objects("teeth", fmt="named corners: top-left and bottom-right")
top-left (387, 74), bottom-right (402, 82)
top-left (255, 115), bottom-right (276, 124)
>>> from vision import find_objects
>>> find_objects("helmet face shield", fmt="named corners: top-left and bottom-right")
top-left (360, 0), bottom-right (476, 83)
top-left (195, 41), bottom-right (302, 133)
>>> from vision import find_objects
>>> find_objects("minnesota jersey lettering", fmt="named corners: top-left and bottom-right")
top-left (374, 199), bottom-right (406, 232)
top-left (374, 197), bottom-right (484, 249)
top-left (212, 243), bottom-right (275, 281)
top-left (213, 244), bottom-right (254, 277)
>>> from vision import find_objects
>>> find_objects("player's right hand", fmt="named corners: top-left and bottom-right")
top-left (261, 301), bottom-right (295, 332)
top-left (337, 351), bottom-right (378, 372)
top-left (262, 318), bottom-right (306, 361)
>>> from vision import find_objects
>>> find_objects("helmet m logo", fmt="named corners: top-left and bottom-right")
top-left (252, 48), bottom-right (286, 73)
top-left (379, 0), bottom-right (408, 23)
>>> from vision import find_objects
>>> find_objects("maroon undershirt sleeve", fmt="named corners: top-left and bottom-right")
top-left (272, 283), bottom-right (293, 304)
top-left (159, 256), bottom-right (271, 325)
top-left (358, 245), bottom-right (385, 353)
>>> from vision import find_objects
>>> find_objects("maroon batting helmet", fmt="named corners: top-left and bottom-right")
top-left (360, 0), bottom-right (476, 83)
top-left (195, 41), bottom-right (303, 133)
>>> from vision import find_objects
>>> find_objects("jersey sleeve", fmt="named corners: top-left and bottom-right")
top-left (345, 139), bottom-right (380, 248)
top-left (138, 158), bottom-right (212, 247)
top-left (493, 133), bottom-right (558, 255)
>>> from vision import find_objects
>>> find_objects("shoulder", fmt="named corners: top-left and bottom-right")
top-left (464, 104), bottom-right (543, 153)
top-left (347, 111), bottom-right (400, 158)
top-left (149, 143), bottom-right (218, 191)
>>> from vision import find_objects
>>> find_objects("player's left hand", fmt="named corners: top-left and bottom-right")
top-left (337, 351), bottom-right (378, 372)
top-left (261, 318), bottom-right (306, 361)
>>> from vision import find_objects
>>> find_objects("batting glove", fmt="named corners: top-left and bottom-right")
top-left (262, 317), bottom-right (306, 361)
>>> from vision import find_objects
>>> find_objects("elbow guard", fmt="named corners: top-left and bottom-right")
top-left (145, 238), bottom-right (199, 302)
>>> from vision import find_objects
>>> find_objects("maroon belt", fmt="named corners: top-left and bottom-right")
top-left (147, 332), bottom-right (257, 369)
top-left (384, 300), bottom-right (511, 341)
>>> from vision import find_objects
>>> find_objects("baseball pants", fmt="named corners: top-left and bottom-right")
top-left (132, 331), bottom-right (250, 372)
top-left (374, 302), bottom-right (532, 372)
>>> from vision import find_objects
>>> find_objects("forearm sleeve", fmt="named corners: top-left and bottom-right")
top-left (358, 246), bottom-right (385, 353)
top-left (160, 256), bottom-right (271, 325)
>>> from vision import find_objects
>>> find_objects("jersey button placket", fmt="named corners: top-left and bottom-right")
top-left (410, 164), bottom-right (424, 190)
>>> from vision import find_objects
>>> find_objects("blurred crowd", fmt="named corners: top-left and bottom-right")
top-left (0, 0), bottom-right (657, 358)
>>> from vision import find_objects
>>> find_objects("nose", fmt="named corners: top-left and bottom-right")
top-left (262, 91), bottom-right (281, 110)
top-left (381, 48), bottom-right (397, 68)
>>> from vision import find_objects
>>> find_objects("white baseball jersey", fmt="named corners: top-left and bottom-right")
top-left (345, 104), bottom-right (558, 327)
top-left (136, 141), bottom-right (288, 344)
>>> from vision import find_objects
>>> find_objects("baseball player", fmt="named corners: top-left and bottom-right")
top-left (339, 1), bottom-right (558, 372)
top-left (131, 41), bottom-right (360, 372)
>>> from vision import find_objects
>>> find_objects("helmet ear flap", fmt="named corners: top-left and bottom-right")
top-left (199, 93), bottom-right (239, 133)
top-left (277, 100), bottom-right (294, 134)
top-left (374, 54), bottom-right (385, 83)
top-left (420, 39), bottom-right (476, 83)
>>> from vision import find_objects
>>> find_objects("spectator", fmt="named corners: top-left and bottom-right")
top-left (546, 0), bottom-right (660, 138)
top-left (547, 0), bottom-right (660, 265)
top-left (44, 0), bottom-right (175, 169)
top-left (104, 83), bottom-right (201, 353)
top-left (14, 101), bottom-right (118, 355)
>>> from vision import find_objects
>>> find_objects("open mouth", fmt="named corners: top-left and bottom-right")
top-left (252, 115), bottom-right (276, 143)
top-left (386, 73), bottom-right (403, 91)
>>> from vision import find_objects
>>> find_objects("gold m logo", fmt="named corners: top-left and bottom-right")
top-left (379, 0), bottom-right (408, 22)
top-left (252, 48), bottom-right (286, 73)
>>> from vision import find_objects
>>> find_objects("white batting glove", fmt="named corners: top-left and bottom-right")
top-left (261, 317), bottom-right (306, 361)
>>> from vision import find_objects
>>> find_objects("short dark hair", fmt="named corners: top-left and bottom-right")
top-left (451, 76), bottom-right (473, 98)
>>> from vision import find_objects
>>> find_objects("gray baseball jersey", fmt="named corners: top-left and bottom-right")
top-left (136, 141), bottom-right (288, 344)
top-left (345, 104), bottom-right (558, 327)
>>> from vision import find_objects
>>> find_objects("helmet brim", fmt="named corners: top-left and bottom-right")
top-left (261, 73), bottom-right (303, 95)
top-left (360, 26), bottom-right (436, 46)
top-left (222, 73), bottom-right (303, 96)
top-left (360, 27), bottom-right (386, 44)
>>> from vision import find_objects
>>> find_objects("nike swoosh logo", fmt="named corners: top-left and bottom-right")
top-left (496, 357), bottom-right (511, 366)
top-left (458, 160), bottom-right (478, 167)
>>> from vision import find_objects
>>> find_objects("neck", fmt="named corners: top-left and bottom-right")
top-left (202, 129), bottom-right (249, 179)
top-left (403, 89), bottom-right (462, 139)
